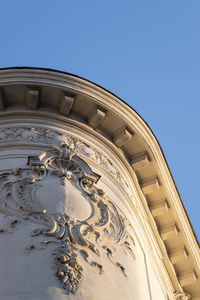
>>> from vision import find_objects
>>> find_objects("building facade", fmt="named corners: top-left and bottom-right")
top-left (0, 67), bottom-right (199, 300)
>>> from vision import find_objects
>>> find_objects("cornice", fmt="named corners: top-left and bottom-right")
top-left (0, 67), bottom-right (199, 299)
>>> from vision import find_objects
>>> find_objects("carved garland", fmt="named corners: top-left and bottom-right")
top-left (0, 144), bottom-right (134, 295)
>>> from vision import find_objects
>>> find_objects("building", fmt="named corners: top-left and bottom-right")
top-left (0, 67), bottom-right (199, 299)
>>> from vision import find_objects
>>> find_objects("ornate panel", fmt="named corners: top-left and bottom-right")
top-left (0, 143), bottom-right (135, 295)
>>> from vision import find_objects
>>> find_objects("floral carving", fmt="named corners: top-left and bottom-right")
top-left (0, 144), bottom-right (134, 294)
top-left (53, 244), bottom-right (83, 294)
top-left (0, 126), bottom-right (130, 193)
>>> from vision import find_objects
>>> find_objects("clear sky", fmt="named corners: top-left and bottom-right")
top-left (0, 1), bottom-right (199, 239)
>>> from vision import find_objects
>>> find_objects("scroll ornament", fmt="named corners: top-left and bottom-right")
top-left (0, 143), bottom-right (135, 295)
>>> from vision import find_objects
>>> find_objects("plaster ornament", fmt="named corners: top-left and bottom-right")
top-left (173, 291), bottom-right (191, 300)
top-left (0, 126), bottom-right (130, 193)
top-left (0, 144), bottom-right (134, 295)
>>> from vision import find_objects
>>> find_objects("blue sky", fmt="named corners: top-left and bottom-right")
top-left (0, 1), bottom-right (199, 239)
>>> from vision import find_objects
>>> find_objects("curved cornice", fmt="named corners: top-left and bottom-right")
top-left (0, 67), bottom-right (199, 298)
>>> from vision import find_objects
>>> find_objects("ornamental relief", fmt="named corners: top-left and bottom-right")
top-left (173, 292), bottom-right (191, 300)
top-left (0, 126), bottom-right (130, 193)
top-left (0, 144), bottom-right (135, 295)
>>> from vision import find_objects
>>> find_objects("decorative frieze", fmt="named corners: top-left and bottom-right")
top-left (0, 126), bottom-right (130, 193)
